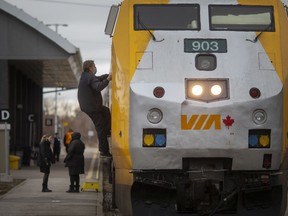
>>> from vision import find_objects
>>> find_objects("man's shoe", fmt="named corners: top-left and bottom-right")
top-left (66, 185), bottom-right (75, 193)
top-left (74, 186), bottom-right (80, 193)
top-left (42, 188), bottom-right (52, 192)
top-left (100, 152), bottom-right (112, 158)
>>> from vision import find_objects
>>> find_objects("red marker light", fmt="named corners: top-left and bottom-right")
top-left (153, 87), bottom-right (165, 98)
top-left (249, 88), bottom-right (261, 99)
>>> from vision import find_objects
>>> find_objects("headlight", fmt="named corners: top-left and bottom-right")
top-left (211, 85), bottom-right (222, 96)
top-left (252, 109), bottom-right (267, 125)
top-left (147, 108), bottom-right (163, 124)
top-left (186, 79), bottom-right (229, 102)
top-left (192, 85), bottom-right (203, 96)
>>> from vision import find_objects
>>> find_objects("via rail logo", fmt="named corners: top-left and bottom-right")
top-left (181, 114), bottom-right (235, 130)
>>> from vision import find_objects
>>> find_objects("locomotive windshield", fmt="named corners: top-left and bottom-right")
top-left (134, 4), bottom-right (200, 30)
top-left (209, 5), bottom-right (275, 31)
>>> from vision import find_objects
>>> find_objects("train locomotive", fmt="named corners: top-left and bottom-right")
top-left (105, 0), bottom-right (288, 215)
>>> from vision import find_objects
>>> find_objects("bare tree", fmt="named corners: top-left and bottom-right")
top-left (43, 98), bottom-right (98, 147)
top-left (43, 98), bottom-right (54, 116)
top-left (61, 108), bottom-right (97, 147)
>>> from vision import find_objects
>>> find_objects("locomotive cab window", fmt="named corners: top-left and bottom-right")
top-left (209, 5), bottom-right (275, 31)
top-left (134, 4), bottom-right (200, 30)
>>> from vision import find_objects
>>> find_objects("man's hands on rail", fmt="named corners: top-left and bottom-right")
top-left (107, 73), bottom-right (112, 81)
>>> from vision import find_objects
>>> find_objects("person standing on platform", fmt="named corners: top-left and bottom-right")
top-left (64, 132), bottom-right (85, 193)
top-left (38, 134), bottom-right (55, 192)
top-left (77, 60), bottom-right (112, 157)
top-left (63, 128), bottom-right (73, 153)
top-left (53, 133), bottom-right (61, 162)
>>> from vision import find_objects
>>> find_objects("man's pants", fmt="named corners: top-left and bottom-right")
top-left (87, 106), bottom-right (111, 154)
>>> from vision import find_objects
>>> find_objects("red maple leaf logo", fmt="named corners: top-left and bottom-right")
top-left (223, 115), bottom-right (234, 129)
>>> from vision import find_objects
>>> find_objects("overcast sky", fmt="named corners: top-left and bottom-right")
top-left (4, 0), bottom-right (120, 107)
top-left (4, 0), bottom-right (288, 109)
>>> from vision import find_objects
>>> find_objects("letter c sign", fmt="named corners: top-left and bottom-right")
top-left (28, 114), bottom-right (35, 122)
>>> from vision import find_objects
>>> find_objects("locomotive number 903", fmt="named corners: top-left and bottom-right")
top-left (184, 38), bottom-right (227, 53)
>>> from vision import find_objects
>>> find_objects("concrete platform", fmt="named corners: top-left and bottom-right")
top-left (0, 147), bottom-right (106, 216)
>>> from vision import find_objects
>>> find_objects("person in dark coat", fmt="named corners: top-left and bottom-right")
top-left (53, 133), bottom-right (61, 162)
top-left (38, 134), bottom-right (55, 192)
top-left (64, 132), bottom-right (85, 193)
top-left (77, 60), bottom-right (112, 157)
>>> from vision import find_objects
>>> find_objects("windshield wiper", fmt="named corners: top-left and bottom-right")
top-left (246, 23), bottom-right (273, 43)
top-left (137, 13), bottom-right (164, 42)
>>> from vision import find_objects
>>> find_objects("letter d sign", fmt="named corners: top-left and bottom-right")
top-left (0, 110), bottom-right (10, 121)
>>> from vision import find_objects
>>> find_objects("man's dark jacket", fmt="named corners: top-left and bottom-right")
top-left (77, 71), bottom-right (109, 113)
top-left (64, 132), bottom-right (85, 174)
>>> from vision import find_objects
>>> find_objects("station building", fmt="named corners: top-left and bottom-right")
top-left (0, 0), bottom-right (82, 165)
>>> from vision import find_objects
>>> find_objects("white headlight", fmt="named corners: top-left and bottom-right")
top-left (192, 85), bottom-right (203, 96)
top-left (147, 108), bottom-right (163, 124)
top-left (252, 109), bottom-right (267, 125)
top-left (211, 85), bottom-right (222, 96)
top-left (186, 78), bottom-right (229, 102)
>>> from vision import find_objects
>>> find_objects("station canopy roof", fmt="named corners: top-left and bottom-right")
top-left (0, 0), bottom-right (82, 89)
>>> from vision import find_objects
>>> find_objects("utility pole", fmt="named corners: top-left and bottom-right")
top-left (46, 24), bottom-right (68, 135)
top-left (54, 88), bottom-right (58, 135)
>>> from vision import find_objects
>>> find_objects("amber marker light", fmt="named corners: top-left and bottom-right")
top-left (143, 134), bottom-right (154, 147)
